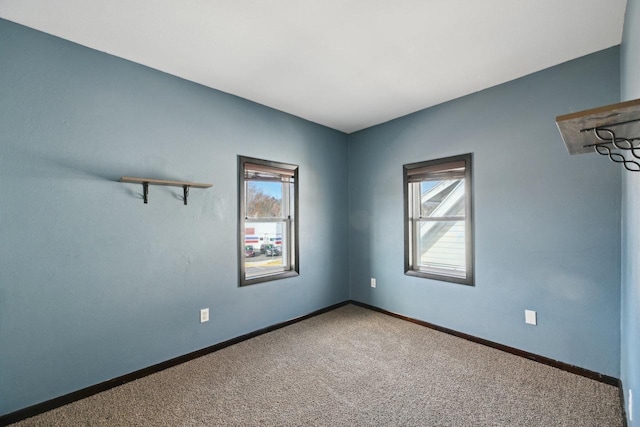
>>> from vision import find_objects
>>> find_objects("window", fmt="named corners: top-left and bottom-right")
top-left (404, 154), bottom-right (474, 285)
top-left (239, 156), bottom-right (298, 286)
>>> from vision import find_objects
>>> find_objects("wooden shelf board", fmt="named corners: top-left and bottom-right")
top-left (120, 177), bottom-right (212, 188)
top-left (556, 98), bottom-right (640, 155)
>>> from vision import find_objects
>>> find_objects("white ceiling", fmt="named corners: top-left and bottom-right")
top-left (0, 0), bottom-right (628, 133)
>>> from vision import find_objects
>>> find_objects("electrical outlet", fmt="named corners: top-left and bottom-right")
top-left (525, 310), bottom-right (537, 325)
top-left (200, 308), bottom-right (209, 323)
top-left (371, 278), bottom-right (376, 288)
top-left (630, 389), bottom-right (633, 421)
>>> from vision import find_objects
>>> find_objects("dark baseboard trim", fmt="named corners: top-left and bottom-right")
top-left (0, 300), bottom-right (349, 426)
top-left (2, 299), bottom-right (622, 426)
top-left (350, 300), bottom-right (620, 387)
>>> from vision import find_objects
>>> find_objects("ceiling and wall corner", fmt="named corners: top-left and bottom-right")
top-left (0, 18), bottom-right (350, 416)
top-left (0, 1), bottom-right (633, 420)
top-left (347, 46), bottom-right (622, 379)
top-left (0, 0), bottom-right (628, 134)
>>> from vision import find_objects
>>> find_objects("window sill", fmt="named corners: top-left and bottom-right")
top-left (240, 270), bottom-right (299, 287)
top-left (405, 269), bottom-right (474, 286)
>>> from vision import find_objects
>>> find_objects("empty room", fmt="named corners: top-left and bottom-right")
top-left (1, 0), bottom-right (639, 425)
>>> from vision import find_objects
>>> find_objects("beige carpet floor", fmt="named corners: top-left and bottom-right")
top-left (12, 304), bottom-right (623, 426)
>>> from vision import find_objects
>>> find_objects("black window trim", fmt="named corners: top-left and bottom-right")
top-left (238, 155), bottom-right (299, 287)
top-left (403, 153), bottom-right (474, 286)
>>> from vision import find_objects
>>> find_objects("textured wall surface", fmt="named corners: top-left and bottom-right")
top-left (621, 0), bottom-right (640, 424)
top-left (0, 13), bottom-right (630, 420)
top-left (0, 19), bottom-right (349, 416)
top-left (348, 47), bottom-right (622, 378)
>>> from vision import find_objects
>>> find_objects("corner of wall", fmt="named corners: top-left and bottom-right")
top-left (620, 0), bottom-right (640, 424)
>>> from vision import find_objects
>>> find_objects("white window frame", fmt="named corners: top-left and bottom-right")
top-left (239, 156), bottom-right (299, 286)
top-left (403, 153), bottom-right (474, 286)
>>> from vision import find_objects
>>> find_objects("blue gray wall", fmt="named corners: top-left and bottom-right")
top-left (621, 0), bottom-right (640, 424)
top-left (0, 14), bottom-right (629, 420)
top-left (0, 19), bottom-right (349, 416)
top-left (348, 47), bottom-right (622, 377)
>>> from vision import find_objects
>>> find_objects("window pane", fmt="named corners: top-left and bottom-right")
top-left (420, 180), bottom-right (465, 218)
top-left (240, 156), bottom-right (299, 286)
top-left (289, 180), bottom-right (295, 219)
top-left (246, 181), bottom-right (282, 219)
top-left (404, 153), bottom-right (472, 285)
top-left (417, 220), bottom-right (466, 277)
top-left (245, 221), bottom-right (287, 279)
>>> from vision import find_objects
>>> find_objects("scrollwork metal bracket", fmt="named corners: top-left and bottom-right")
top-left (583, 126), bottom-right (640, 172)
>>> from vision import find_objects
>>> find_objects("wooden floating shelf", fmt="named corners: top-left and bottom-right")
top-left (120, 177), bottom-right (212, 205)
top-left (120, 177), bottom-right (212, 188)
top-left (556, 98), bottom-right (640, 172)
top-left (556, 98), bottom-right (640, 155)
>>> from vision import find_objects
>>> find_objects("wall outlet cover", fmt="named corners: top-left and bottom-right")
top-left (371, 278), bottom-right (376, 288)
top-left (200, 308), bottom-right (209, 323)
top-left (525, 310), bottom-right (537, 325)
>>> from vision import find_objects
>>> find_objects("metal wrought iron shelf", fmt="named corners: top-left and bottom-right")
top-left (556, 98), bottom-right (640, 172)
top-left (120, 177), bottom-right (212, 205)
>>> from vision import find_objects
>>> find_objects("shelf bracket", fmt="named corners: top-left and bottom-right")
top-left (586, 127), bottom-right (640, 172)
top-left (556, 98), bottom-right (640, 172)
top-left (120, 177), bottom-right (212, 205)
top-left (143, 182), bottom-right (149, 204)
top-left (183, 185), bottom-right (190, 206)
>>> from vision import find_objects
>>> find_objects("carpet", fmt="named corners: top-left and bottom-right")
top-left (12, 304), bottom-right (623, 426)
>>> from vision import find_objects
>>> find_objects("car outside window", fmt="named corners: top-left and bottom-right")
top-left (239, 156), bottom-right (299, 286)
